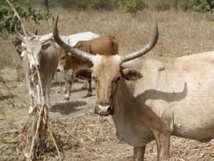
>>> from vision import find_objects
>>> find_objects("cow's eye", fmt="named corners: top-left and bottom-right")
top-left (92, 76), bottom-right (98, 82)
top-left (113, 76), bottom-right (121, 84)
top-left (61, 56), bottom-right (65, 60)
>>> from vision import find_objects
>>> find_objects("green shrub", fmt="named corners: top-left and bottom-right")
top-left (0, 0), bottom-right (50, 38)
top-left (116, 0), bottom-right (146, 14)
top-left (54, 0), bottom-right (116, 10)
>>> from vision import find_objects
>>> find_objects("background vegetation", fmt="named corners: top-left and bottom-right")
top-left (28, 0), bottom-right (214, 12)
top-left (1, 0), bottom-right (214, 38)
top-left (0, 0), bottom-right (214, 68)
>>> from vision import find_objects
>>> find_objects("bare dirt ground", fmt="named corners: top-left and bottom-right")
top-left (1, 68), bottom-right (214, 161)
top-left (1, 9), bottom-right (214, 161)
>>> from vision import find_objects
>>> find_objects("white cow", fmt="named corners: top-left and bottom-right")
top-left (54, 16), bottom-right (214, 161)
top-left (20, 37), bottom-right (59, 114)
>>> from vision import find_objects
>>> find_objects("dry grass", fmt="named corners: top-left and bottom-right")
top-left (1, 8), bottom-right (214, 161)
top-left (1, 9), bottom-right (214, 68)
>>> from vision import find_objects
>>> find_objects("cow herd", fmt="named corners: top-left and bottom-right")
top-left (12, 15), bottom-right (214, 161)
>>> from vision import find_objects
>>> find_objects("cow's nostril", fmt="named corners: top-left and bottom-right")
top-left (107, 105), bottom-right (114, 115)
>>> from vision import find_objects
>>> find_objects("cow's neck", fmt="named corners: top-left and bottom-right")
top-left (112, 79), bottom-right (141, 118)
top-left (111, 78), bottom-right (167, 146)
top-left (111, 79), bottom-right (148, 145)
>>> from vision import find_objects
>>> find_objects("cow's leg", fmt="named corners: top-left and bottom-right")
top-left (57, 71), bottom-right (62, 93)
top-left (65, 72), bottom-right (74, 100)
top-left (26, 74), bottom-right (35, 114)
top-left (86, 78), bottom-right (93, 97)
top-left (153, 131), bottom-right (170, 161)
top-left (28, 86), bottom-right (35, 114)
top-left (63, 70), bottom-right (69, 93)
top-left (81, 81), bottom-right (88, 90)
top-left (46, 80), bottom-right (52, 109)
top-left (133, 146), bottom-right (146, 161)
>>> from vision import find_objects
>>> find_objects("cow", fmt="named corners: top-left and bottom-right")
top-left (20, 36), bottom-right (59, 114)
top-left (15, 30), bottom-right (100, 94)
top-left (54, 15), bottom-right (214, 161)
top-left (57, 34), bottom-right (118, 100)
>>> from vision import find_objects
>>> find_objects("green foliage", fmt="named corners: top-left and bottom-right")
top-left (188, 0), bottom-right (211, 12)
top-left (0, 0), bottom-right (50, 39)
top-left (117, 0), bottom-right (146, 14)
top-left (146, 0), bottom-right (214, 11)
top-left (149, 0), bottom-right (172, 10)
top-left (54, 0), bottom-right (116, 10)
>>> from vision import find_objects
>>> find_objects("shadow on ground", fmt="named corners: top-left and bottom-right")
top-left (0, 94), bottom-right (15, 101)
top-left (51, 101), bottom-right (87, 115)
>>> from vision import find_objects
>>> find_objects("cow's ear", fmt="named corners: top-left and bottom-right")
top-left (122, 68), bottom-right (142, 81)
top-left (75, 68), bottom-right (92, 80)
top-left (42, 42), bottom-right (51, 50)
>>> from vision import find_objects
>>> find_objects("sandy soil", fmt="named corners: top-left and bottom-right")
top-left (1, 67), bottom-right (214, 161)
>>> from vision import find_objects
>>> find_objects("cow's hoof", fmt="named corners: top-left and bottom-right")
top-left (81, 82), bottom-right (88, 90)
top-left (81, 86), bottom-right (87, 90)
top-left (28, 106), bottom-right (35, 115)
top-left (86, 92), bottom-right (93, 97)
top-left (64, 94), bottom-right (70, 100)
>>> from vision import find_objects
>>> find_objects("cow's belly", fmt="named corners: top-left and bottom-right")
top-left (172, 99), bottom-right (214, 141)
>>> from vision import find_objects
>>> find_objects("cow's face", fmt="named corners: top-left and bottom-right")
top-left (24, 39), bottom-right (51, 71)
top-left (57, 48), bottom-right (69, 71)
top-left (75, 55), bottom-right (142, 116)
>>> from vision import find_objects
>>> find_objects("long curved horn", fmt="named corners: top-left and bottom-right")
top-left (34, 28), bottom-right (39, 35)
top-left (121, 15), bottom-right (159, 64)
top-left (53, 16), bottom-right (95, 62)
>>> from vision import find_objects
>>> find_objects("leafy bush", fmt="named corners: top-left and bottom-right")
top-left (54, 0), bottom-right (116, 10)
top-left (116, 0), bottom-right (146, 14)
top-left (0, 0), bottom-right (50, 38)
top-left (148, 0), bottom-right (172, 11)
top-left (188, 0), bottom-right (211, 12)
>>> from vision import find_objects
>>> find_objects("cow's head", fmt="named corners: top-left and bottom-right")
top-left (53, 15), bottom-right (158, 116)
top-left (15, 29), bottom-right (52, 62)
top-left (18, 36), bottom-right (52, 71)
top-left (57, 48), bottom-right (70, 71)
top-left (74, 55), bottom-right (142, 116)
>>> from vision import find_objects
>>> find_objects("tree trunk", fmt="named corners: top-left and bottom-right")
top-left (44, 0), bottom-right (49, 11)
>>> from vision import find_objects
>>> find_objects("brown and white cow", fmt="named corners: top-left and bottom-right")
top-left (54, 15), bottom-right (214, 161)
top-left (57, 34), bottom-right (118, 100)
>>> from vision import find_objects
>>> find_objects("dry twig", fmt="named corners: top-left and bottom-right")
top-left (5, 1), bottom-right (61, 160)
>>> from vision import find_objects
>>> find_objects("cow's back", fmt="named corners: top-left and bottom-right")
top-left (74, 35), bottom-right (118, 55)
top-left (90, 35), bottom-right (118, 55)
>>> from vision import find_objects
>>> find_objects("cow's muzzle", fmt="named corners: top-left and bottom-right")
top-left (32, 64), bottom-right (40, 69)
top-left (94, 103), bottom-right (114, 116)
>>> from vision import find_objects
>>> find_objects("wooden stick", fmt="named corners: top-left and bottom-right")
top-left (49, 130), bottom-right (62, 160)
